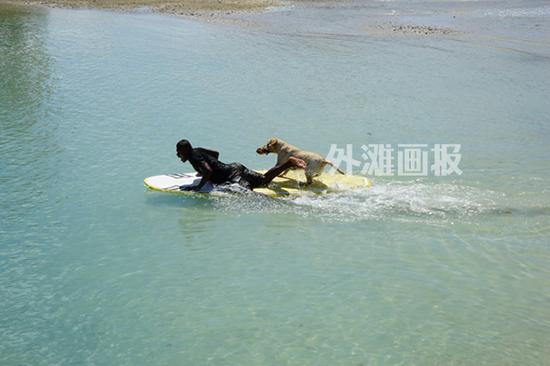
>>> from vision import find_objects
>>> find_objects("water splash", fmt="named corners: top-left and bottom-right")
top-left (209, 179), bottom-right (503, 223)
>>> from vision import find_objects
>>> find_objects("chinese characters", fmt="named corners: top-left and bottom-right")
top-left (326, 144), bottom-right (462, 176)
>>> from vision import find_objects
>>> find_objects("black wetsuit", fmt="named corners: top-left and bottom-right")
top-left (188, 148), bottom-right (266, 189)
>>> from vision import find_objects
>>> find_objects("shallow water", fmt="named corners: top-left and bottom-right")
top-left (1, 1), bottom-right (549, 365)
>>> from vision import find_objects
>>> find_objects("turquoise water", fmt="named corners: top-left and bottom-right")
top-left (1, 2), bottom-right (550, 364)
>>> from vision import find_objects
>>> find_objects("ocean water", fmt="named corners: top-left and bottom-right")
top-left (1, 1), bottom-right (549, 365)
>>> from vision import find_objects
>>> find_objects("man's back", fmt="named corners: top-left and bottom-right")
top-left (188, 147), bottom-right (239, 184)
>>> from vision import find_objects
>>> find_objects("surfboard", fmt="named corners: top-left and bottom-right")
top-left (144, 169), bottom-right (372, 197)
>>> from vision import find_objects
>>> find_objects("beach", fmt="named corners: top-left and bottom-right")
top-left (2, 0), bottom-right (281, 16)
top-left (1, 0), bottom-right (549, 364)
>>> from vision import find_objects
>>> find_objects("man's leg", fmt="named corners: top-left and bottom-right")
top-left (239, 157), bottom-right (306, 190)
top-left (262, 157), bottom-right (306, 184)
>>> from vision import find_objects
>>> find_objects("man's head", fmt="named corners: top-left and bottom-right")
top-left (176, 139), bottom-right (192, 162)
top-left (256, 137), bottom-right (280, 155)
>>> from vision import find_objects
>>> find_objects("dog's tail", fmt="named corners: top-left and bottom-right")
top-left (324, 160), bottom-right (345, 175)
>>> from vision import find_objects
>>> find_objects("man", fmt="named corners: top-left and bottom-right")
top-left (176, 139), bottom-right (306, 191)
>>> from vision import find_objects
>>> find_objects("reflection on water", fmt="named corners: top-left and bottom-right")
top-left (0, 4), bottom-right (51, 133)
top-left (0, 3), bottom-right (55, 210)
top-left (0, 8), bottom-right (61, 366)
top-left (0, 4), bottom-right (56, 224)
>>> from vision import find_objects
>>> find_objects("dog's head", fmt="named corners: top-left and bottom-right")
top-left (256, 137), bottom-right (280, 155)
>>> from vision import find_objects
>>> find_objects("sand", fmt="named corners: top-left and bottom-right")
top-left (0, 0), bottom-right (282, 16)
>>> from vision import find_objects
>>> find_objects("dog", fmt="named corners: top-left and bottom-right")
top-left (256, 137), bottom-right (345, 184)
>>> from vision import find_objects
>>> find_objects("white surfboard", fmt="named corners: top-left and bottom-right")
top-left (144, 173), bottom-right (215, 193)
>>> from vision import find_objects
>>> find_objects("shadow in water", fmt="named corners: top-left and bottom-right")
top-left (144, 190), bottom-right (227, 246)
top-left (143, 190), bottom-right (215, 209)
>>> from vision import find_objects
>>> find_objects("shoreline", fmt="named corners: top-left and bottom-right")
top-left (0, 0), bottom-right (459, 36)
top-left (0, 0), bottom-right (284, 17)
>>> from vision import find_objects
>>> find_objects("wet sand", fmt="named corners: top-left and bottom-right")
top-left (1, 0), bottom-right (282, 16)
top-left (0, 0), bottom-right (462, 36)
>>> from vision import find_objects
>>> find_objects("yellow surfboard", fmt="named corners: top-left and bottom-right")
top-left (252, 169), bottom-right (371, 196)
top-left (144, 170), bottom-right (371, 197)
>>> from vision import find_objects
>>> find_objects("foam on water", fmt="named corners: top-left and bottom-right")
top-left (209, 179), bottom-right (503, 223)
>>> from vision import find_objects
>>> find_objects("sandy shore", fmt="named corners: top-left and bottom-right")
top-left (0, 0), bottom-right (282, 16)
top-left (1, 0), bottom-right (460, 35)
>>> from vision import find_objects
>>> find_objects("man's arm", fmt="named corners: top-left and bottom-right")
top-left (184, 161), bottom-right (212, 191)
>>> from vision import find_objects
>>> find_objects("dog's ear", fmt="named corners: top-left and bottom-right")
top-left (268, 137), bottom-right (278, 148)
